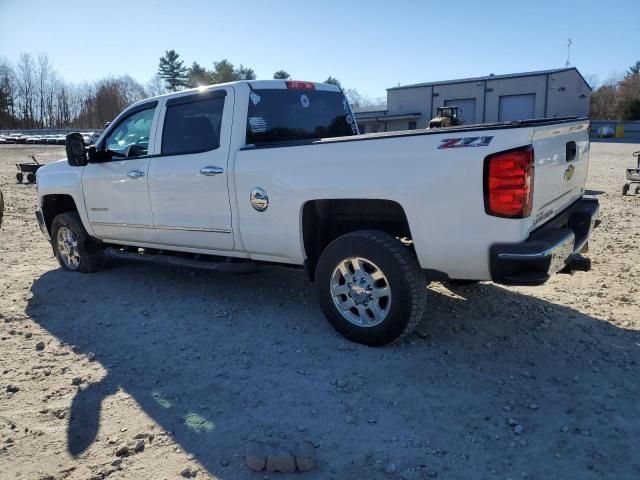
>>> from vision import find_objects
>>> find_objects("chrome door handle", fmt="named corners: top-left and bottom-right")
top-left (127, 170), bottom-right (145, 179)
top-left (200, 166), bottom-right (224, 176)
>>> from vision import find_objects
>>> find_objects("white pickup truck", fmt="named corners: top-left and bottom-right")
top-left (35, 80), bottom-right (600, 346)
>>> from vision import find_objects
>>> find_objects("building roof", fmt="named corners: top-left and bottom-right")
top-left (387, 67), bottom-right (592, 92)
top-left (354, 111), bottom-right (421, 121)
top-left (351, 105), bottom-right (387, 114)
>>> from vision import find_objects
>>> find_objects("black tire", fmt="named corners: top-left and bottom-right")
top-left (622, 183), bottom-right (629, 196)
top-left (16, 172), bottom-right (23, 183)
top-left (26, 173), bottom-right (36, 183)
top-left (315, 230), bottom-right (427, 346)
top-left (635, 186), bottom-right (640, 195)
top-left (51, 212), bottom-right (104, 273)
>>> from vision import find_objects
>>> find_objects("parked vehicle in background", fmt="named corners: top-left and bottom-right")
top-left (9, 133), bottom-right (27, 144)
top-left (26, 136), bottom-right (41, 144)
top-left (55, 135), bottom-right (66, 145)
top-left (82, 132), bottom-right (100, 145)
top-left (428, 106), bottom-right (465, 128)
top-left (596, 126), bottom-right (615, 138)
top-left (37, 136), bottom-right (48, 144)
top-left (35, 80), bottom-right (600, 346)
top-left (46, 135), bottom-right (58, 145)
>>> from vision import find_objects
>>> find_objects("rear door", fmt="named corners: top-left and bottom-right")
top-left (147, 87), bottom-right (234, 251)
top-left (529, 119), bottom-right (590, 227)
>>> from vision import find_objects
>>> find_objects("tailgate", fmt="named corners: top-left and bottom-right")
top-left (529, 119), bottom-right (590, 229)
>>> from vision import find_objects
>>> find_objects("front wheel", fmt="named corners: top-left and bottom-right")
top-left (51, 212), bottom-right (104, 273)
top-left (315, 230), bottom-right (427, 346)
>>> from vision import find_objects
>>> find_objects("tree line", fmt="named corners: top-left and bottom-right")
top-left (0, 50), bottom-right (382, 130)
top-left (0, 53), bottom-right (161, 130)
top-left (589, 62), bottom-right (640, 121)
top-left (3, 50), bottom-right (635, 130)
top-left (155, 50), bottom-right (377, 109)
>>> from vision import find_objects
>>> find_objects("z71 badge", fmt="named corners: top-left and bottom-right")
top-left (438, 136), bottom-right (494, 149)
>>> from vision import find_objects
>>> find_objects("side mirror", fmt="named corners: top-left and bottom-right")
top-left (65, 133), bottom-right (88, 167)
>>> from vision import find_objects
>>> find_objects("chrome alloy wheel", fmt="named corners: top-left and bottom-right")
top-left (330, 256), bottom-right (392, 327)
top-left (56, 226), bottom-right (80, 270)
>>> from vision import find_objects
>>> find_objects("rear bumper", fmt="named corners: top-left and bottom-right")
top-left (490, 196), bottom-right (600, 286)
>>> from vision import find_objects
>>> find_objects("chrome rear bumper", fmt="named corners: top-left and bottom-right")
top-left (490, 197), bottom-right (599, 286)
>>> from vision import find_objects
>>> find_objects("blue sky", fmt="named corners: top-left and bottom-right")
top-left (1, 0), bottom-right (638, 98)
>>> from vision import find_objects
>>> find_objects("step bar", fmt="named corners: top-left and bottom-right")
top-left (105, 247), bottom-right (260, 274)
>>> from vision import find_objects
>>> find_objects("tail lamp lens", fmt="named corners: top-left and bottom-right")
top-left (484, 146), bottom-right (534, 218)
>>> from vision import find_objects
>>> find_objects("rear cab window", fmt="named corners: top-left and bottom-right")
top-left (246, 83), bottom-right (357, 146)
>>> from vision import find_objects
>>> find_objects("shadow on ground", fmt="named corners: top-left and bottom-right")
top-left (27, 262), bottom-right (640, 479)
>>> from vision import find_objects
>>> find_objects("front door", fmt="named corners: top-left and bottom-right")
top-left (82, 102), bottom-right (159, 243)
top-left (147, 88), bottom-right (234, 251)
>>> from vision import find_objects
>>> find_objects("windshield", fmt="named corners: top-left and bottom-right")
top-left (246, 88), bottom-right (357, 145)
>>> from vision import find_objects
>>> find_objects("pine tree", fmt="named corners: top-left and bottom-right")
top-left (236, 65), bottom-right (256, 80)
top-left (273, 70), bottom-right (290, 80)
top-left (324, 76), bottom-right (341, 88)
top-left (158, 50), bottom-right (188, 92)
top-left (210, 59), bottom-right (237, 84)
top-left (187, 62), bottom-right (211, 87)
top-left (625, 61), bottom-right (640, 79)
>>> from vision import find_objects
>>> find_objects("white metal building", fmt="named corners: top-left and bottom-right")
top-left (355, 67), bottom-right (592, 133)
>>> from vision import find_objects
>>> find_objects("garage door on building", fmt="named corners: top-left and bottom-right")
top-left (444, 98), bottom-right (476, 124)
top-left (498, 94), bottom-right (535, 121)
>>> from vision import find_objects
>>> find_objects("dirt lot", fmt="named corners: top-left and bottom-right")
top-left (0, 142), bottom-right (639, 480)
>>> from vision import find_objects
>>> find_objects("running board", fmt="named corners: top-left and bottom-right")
top-left (104, 247), bottom-right (260, 273)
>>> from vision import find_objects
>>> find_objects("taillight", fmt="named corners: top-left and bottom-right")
top-left (285, 80), bottom-right (316, 90)
top-left (483, 145), bottom-right (534, 218)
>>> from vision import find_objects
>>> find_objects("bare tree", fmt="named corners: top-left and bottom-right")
top-left (146, 74), bottom-right (166, 97)
top-left (16, 53), bottom-right (35, 127)
top-left (37, 53), bottom-right (51, 127)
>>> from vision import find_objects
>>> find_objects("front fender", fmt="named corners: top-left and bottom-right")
top-left (37, 160), bottom-right (95, 237)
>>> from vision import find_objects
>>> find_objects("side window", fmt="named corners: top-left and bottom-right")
top-left (104, 107), bottom-right (155, 158)
top-left (161, 97), bottom-right (224, 155)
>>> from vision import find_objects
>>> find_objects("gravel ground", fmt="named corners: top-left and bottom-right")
top-left (0, 142), bottom-right (639, 480)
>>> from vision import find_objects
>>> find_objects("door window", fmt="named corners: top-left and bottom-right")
top-left (161, 96), bottom-right (224, 155)
top-left (104, 107), bottom-right (155, 158)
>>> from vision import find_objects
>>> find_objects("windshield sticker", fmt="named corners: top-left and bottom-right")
top-left (300, 94), bottom-right (310, 108)
top-left (437, 136), bottom-right (494, 149)
top-left (249, 91), bottom-right (261, 106)
top-left (248, 116), bottom-right (267, 133)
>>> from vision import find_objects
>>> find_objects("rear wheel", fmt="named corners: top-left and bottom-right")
top-left (51, 212), bottom-right (104, 273)
top-left (315, 230), bottom-right (427, 346)
top-left (622, 183), bottom-right (630, 196)
top-left (26, 173), bottom-right (36, 183)
top-left (16, 172), bottom-right (23, 183)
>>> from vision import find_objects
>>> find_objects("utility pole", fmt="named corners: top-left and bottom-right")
top-left (565, 38), bottom-right (572, 67)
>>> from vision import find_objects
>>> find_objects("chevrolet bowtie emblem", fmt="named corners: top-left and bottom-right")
top-left (564, 164), bottom-right (575, 182)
